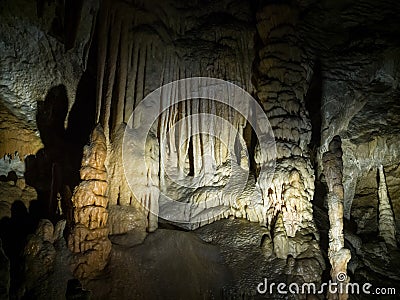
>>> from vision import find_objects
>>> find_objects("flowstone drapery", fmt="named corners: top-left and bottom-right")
top-left (121, 78), bottom-right (275, 229)
top-left (93, 0), bottom-right (260, 231)
top-left (92, 0), bottom-right (322, 252)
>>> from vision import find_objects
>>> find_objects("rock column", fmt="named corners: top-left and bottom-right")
top-left (254, 2), bottom-right (317, 254)
top-left (378, 164), bottom-right (397, 248)
top-left (322, 136), bottom-right (351, 300)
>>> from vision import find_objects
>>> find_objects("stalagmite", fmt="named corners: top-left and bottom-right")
top-left (254, 2), bottom-right (319, 256)
top-left (378, 164), bottom-right (397, 248)
top-left (273, 213), bottom-right (289, 259)
top-left (68, 125), bottom-right (111, 279)
top-left (322, 136), bottom-right (351, 300)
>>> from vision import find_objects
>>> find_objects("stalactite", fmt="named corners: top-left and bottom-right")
top-left (273, 213), bottom-right (289, 259)
top-left (115, 18), bottom-right (129, 129)
top-left (123, 41), bottom-right (135, 123)
top-left (378, 164), bottom-right (397, 247)
top-left (322, 136), bottom-right (351, 300)
top-left (95, 0), bottom-right (110, 124)
top-left (64, 0), bottom-right (84, 50)
top-left (102, 15), bottom-right (121, 140)
top-left (92, 0), bottom-right (260, 231)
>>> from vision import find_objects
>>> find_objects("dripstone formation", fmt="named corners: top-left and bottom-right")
top-left (322, 136), bottom-right (351, 300)
top-left (254, 1), bottom-right (319, 257)
top-left (378, 164), bottom-right (397, 248)
top-left (0, 0), bottom-right (400, 298)
top-left (68, 125), bottom-right (111, 279)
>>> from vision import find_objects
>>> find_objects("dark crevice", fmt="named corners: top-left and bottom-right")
top-left (305, 59), bottom-right (323, 151)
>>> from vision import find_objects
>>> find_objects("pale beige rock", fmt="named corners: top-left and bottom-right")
top-left (107, 123), bottom-right (157, 232)
top-left (273, 213), bottom-right (289, 259)
top-left (322, 136), bottom-right (351, 300)
top-left (68, 124), bottom-right (111, 279)
top-left (0, 102), bottom-right (43, 158)
top-left (255, 2), bottom-right (318, 248)
top-left (254, 2), bottom-right (324, 290)
top-left (378, 164), bottom-right (397, 247)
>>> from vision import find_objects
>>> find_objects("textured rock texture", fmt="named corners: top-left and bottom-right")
top-left (94, 0), bottom-right (271, 230)
top-left (0, 0), bottom-right (99, 131)
top-left (322, 136), bottom-right (351, 300)
top-left (68, 125), bottom-right (111, 279)
top-left (0, 102), bottom-right (43, 159)
top-left (94, 0), bottom-right (255, 137)
top-left (1, 0), bottom-right (400, 298)
top-left (254, 1), bottom-right (319, 261)
top-left (22, 219), bottom-right (71, 299)
top-left (350, 157), bottom-right (400, 235)
top-left (0, 179), bottom-right (37, 220)
top-left (301, 0), bottom-right (400, 225)
top-left (378, 165), bottom-right (397, 247)
top-left (107, 123), bottom-right (158, 232)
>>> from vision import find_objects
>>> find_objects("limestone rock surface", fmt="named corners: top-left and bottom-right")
top-left (68, 125), bottom-right (111, 279)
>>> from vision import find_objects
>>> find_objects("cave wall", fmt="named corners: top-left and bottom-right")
top-left (0, 0), bottom-right (99, 160)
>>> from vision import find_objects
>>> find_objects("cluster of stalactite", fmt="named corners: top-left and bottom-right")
top-left (95, 0), bottom-right (255, 140)
top-left (322, 136), bottom-right (351, 300)
top-left (254, 2), bottom-right (318, 256)
top-left (67, 125), bottom-right (111, 279)
top-left (93, 0), bottom-right (258, 230)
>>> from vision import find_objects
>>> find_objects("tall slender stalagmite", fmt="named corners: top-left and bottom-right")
top-left (378, 164), bottom-right (397, 248)
top-left (322, 136), bottom-right (351, 300)
top-left (254, 1), bottom-right (318, 256)
top-left (68, 125), bottom-right (111, 279)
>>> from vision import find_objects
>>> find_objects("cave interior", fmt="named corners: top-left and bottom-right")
top-left (1, 0), bottom-right (400, 299)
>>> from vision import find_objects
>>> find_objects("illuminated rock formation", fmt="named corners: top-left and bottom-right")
top-left (322, 136), bottom-right (351, 300)
top-left (1, 0), bottom-right (400, 298)
top-left (108, 123), bottom-right (159, 232)
top-left (68, 125), bottom-right (111, 279)
top-left (93, 1), bottom-right (269, 230)
top-left (378, 164), bottom-right (397, 248)
top-left (254, 2), bottom-right (318, 255)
